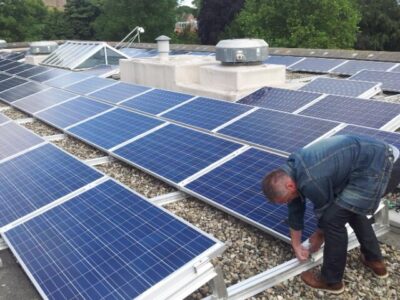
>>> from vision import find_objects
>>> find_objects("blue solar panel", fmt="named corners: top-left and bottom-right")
top-left (0, 73), bottom-right (11, 82)
top-left (238, 87), bottom-right (322, 113)
top-left (68, 108), bottom-right (165, 150)
top-left (289, 57), bottom-right (347, 73)
top-left (121, 89), bottom-right (194, 115)
top-left (0, 113), bottom-right (9, 124)
top-left (0, 122), bottom-right (44, 160)
top-left (335, 125), bottom-right (400, 150)
top-left (0, 60), bottom-right (12, 67)
top-left (299, 77), bottom-right (381, 98)
top-left (65, 77), bottom-right (117, 95)
top-left (113, 124), bottom-right (242, 183)
top-left (330, 60), bottom-right (397, 76)
top-left (45, 73), bottom-right (93, 88)
top-left (4, 179), bottom-right (217, 299)
top-left (30, 69), bottom-right (71, 83)
top-left (17, 65), bottom-right (50, 78)
top-left (0, 144), bottom-right (102, 227)
top-left (299, 95), bottom-right (400, 129)
top-left (217, 109), bottom-right (339, 153)
top-left (6, 64), bottom-right (36, 75)
top-left (264, 55), bottom-right (304, 67)
top-left (89, 82), bottom-right (151, 104)
top-left (162, 97), bottom-right (252, 130)
top-left (0, 77), bottom-right (27, 93)
top-left (349, 70), bottom-right (400, 93)
top-left (14, 88), bottom-right (77, 114)
top-left (0, 61), bottom-right (21, 71)
top-left (0, 82), bottom-right (48, 103)
top-left (392, 65), bottom-right (400, 73)
top-left (185, 148), bottom-right (316, 240)
top-left (36, 97), bottom-right (112, 129)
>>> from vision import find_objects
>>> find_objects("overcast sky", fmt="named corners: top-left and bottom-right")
top-left (180, 0), bottom-right (194, 7)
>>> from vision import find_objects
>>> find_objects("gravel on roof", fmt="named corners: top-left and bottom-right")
top-left (52, 136), bottom-right (105, 160)
top-left (1, 107), bottom-right (29, 120)
top-left (22, 120), bottom-right (61, 136)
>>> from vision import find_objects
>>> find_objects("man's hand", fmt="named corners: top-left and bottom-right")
top-left (293, 244), bottom-right (310, 261)
top-left (309, 229), bottom-right (324, 253)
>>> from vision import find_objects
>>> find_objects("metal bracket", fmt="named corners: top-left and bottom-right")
top-left (150, 191), bottom-right (187, 206)
top-left (209, 266), bottom-right (228, 300)
top-left (15, 118), bottom-right (35, 124)
top-left (44, 134), bottom-right (66, 142)
top-left (84, 156), bottom-right (113, 166)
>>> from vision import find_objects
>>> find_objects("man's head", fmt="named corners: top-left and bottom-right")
top-left (262, 169), bottom-right (298, 204)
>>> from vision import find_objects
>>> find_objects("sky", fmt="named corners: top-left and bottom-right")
top-left (180, 0), bottom-right (194, 7)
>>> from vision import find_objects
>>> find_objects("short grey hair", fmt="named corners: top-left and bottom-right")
top-left (262, 169), bottom-right (290, 203)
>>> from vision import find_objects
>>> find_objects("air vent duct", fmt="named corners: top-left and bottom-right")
top-left (0, 40), bottom-right (6, 49)
top-left (216, 39), bottom-right (268, 65)
top-left (29, 41), bottom-right (58, 55)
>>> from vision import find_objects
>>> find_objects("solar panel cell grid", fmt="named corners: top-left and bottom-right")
top-left (121, 89), bottom-right (194, 115)
top-left (349, 70), bottom-right (400, 93)
top-left (237, 87), bottom-right (322, 113)
top-left (65, 77), bottom-right (116, 95)
top-left (289, 57), bottom-right (347, 73)
top-left (4, 179), bottom-right (217, 299)
top-left (45, 73), bottom-right (93, 88)
top-left (217, 109), bottom-right (339, 153)
top-left (0, 61), bottom-right (22, 71)
top-left (0, 82), bottom-right (48, 103)
top-left (162, 97), bottom-right (252, 130)
top-left (0, 73), bottom-right (11, 82)
top-left (0, 77), bottom-right (27, 93)
top-left (330, 60), bottom-right (397, 76)
top-left (17, 66), bottom-right (51, 78)
top-left (299, 95), bottom-right (400, 128)
top-left (5, 64), bottom-right (36, 75)
top-left (0, 122), bottom-right (44, 160)
top-left (113, 124), bottom-right (242, 183)
top-left (30, 69), bottom-right (71, 83)
top-left (264, 55), bottom-right (304, 67)
top-left (89, 82), bottom-right (151, 104)
top-left (0, 144), bottom-right (103, 227)
top-left (68, 108), bottom-right (165, 150)
top-left (186, 148), bottom-right (316, 240)
top-left (35, 97), bottom-right (112, 129)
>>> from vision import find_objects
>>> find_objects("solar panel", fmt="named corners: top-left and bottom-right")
top-left (121, 89), bottom-right (194, 115)
top-left (64, 77), bottom-right (117, 95)
top-left (36, 97), bottom-right (112, 129)
top-left (17, 65), bottom-right (51, 78)
top-left (162, 97), bottom-right (252, 130)
top-left (264, 55), bottom-right (304, 67)
top-left (349, 70), bottom-right (400, 93)
top-left (289, 57), bottom-right (347, 73)
top-left (392, 65), bottom-right (400, 73)
top-left (4, 179), bottom-right (219, 299)
top-left (0, 73), bottom-right (11, 82)
top-left (30, 69), bottom-right (71, 83)
top-left (334, 125), bottom-right (400, 150)
top-left (13, 88), bottom-right (77, 114)
top-left (0, 61), bottom-right (21, 71)
top-left (0, 113), bottom-right (9, 125)
top-left (0, 122), bottom-right (44, 160)
top-left (44, 72), bottom-right (93, 88)
top-left (185, 148), bottom-right (316, 240)
top-left (217, 109), bottom-right (339, 153)
top-left (0, 144), bottom-right (102, 227)
top-left (0, 60), bottom-right (12, 67)
top-left (299, 77), bottom-right (381, 98)
top-left (299, 95), bottom-right (400, 129)
top-left (89, 82), bottom-right (151, 104)
top-left (113, 124), bottom-right (242, 184)
top-left (237, 87), bottom-right (322, 113)
top-left (6, 64), bottom-right (36, 75)
top-left (0, 82), bottom-right (48, 103)
top-left (68, 108), bottom-right (165, 151)
top-left (0, 77), bottom-right (27, 93)
top-left (330, 60), bottom-right (397, 76)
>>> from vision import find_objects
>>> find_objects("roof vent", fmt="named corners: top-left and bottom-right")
top-left (0, 40), bottom-right (6, 49)
top-left (29, 41), bottom-right (58, 54)
top-left (216, 39), bottom-right (268, 65)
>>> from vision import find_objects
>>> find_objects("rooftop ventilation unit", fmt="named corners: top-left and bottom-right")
top-left (216, 39), bottom-right (268, 65)
top-left (29, 41), bottom-right (58, 54)
top-left (0, 40), bottom-right (6, 49)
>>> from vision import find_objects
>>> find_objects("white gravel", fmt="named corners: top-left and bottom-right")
top-left (23, 120), bottom-right (61, 136)
top-left (2, 107), bottom-right (29, 120)
top-left (52, 136), bottom-right (105, 160)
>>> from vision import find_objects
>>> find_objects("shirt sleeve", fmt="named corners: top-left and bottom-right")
top-left (287, 196), bottom-right (305, 230)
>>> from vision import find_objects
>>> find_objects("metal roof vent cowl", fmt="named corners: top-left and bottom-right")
top-left (216, 39), bottom-right (268, 65)
top-left (29, 41), bottom-right (58, 55)
top-left (0, 40), bottom-right (6, 49)
top-left (156, 35), bottom-right (171, 61)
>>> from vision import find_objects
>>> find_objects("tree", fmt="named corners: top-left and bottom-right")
top-left (0, 0), bottom-right (47, 42)
top-left (356, 0), bottom-right (400, 51)
top-left (64, 0), bottom-right (100, 40)
top-left (225, 0), bottom-right (360, 49)
top-left (93, 0), bottom-right (177, 42)
top-left (42, 8), bottom-right (72, 40)
top-left (197, 0), bottom-right (245, 45)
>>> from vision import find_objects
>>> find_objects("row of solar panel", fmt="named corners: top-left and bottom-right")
top-left (0, 119), bottom-right (222, 299)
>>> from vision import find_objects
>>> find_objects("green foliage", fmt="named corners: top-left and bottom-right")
top-left (93, 0), bottom-right (177, 42)
top-left (64, 0), bottom-right (100, 40)
top-left (225, 0), bottom-right (361, 49)
top-left (171, 27), bottom-right (199, 44)
top-left (42, 8), bottom-right (72, 40)
top-left (0, 0), bottom-right (47, 42)
top-left (356, 0), bottom-right (400, 51)
top-left (176, 5), bottom-right (196, 19)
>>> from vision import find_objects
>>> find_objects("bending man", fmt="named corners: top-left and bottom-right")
top-left (262, 135), bottom-right (399, 294)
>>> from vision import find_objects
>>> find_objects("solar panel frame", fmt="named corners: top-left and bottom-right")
top-left (288, 57), bottom-right (347, 73)
top-left (35, 96), bottom-right (112, 129)
top-left (330, 60), bottom-right (397, 76)
top-left (113, 124), bottom-right (243, 184)
top-left (392, 65), bottom-right (400, 73)
top-left (64, 77), bottom-right (117, 95)
top-left (349, 70), bottom-right (400, 93)
top-left (0, 77), bottom-right (28, 93)
top-left (299, 95), bottom-right (400, 129)
top-left (89, 82), bottom-right (151, 104)
top-left (44, 72), bottom-right (94, 88)
top-left (299, 77), bottom-right (381, 98)
top-left (0, 81), bottom-right (48, 103)
top-left (3, 178), bottom-right (222, 300)
top-left (237, 87), bottom-right (323, 113)
top-left (217, 108), bottom-right (341, 154)
top-left (264, 55), bottom-right (305, 67)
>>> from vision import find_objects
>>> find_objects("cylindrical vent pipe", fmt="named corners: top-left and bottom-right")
top-left (155, 35), bottom-right (171, 61)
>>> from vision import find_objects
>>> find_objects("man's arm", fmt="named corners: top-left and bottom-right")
top-left (290, 229), bottom-right (309, 261)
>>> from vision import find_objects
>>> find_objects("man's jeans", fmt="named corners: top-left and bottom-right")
top-left (319, 202), bottom-right (382, 284)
